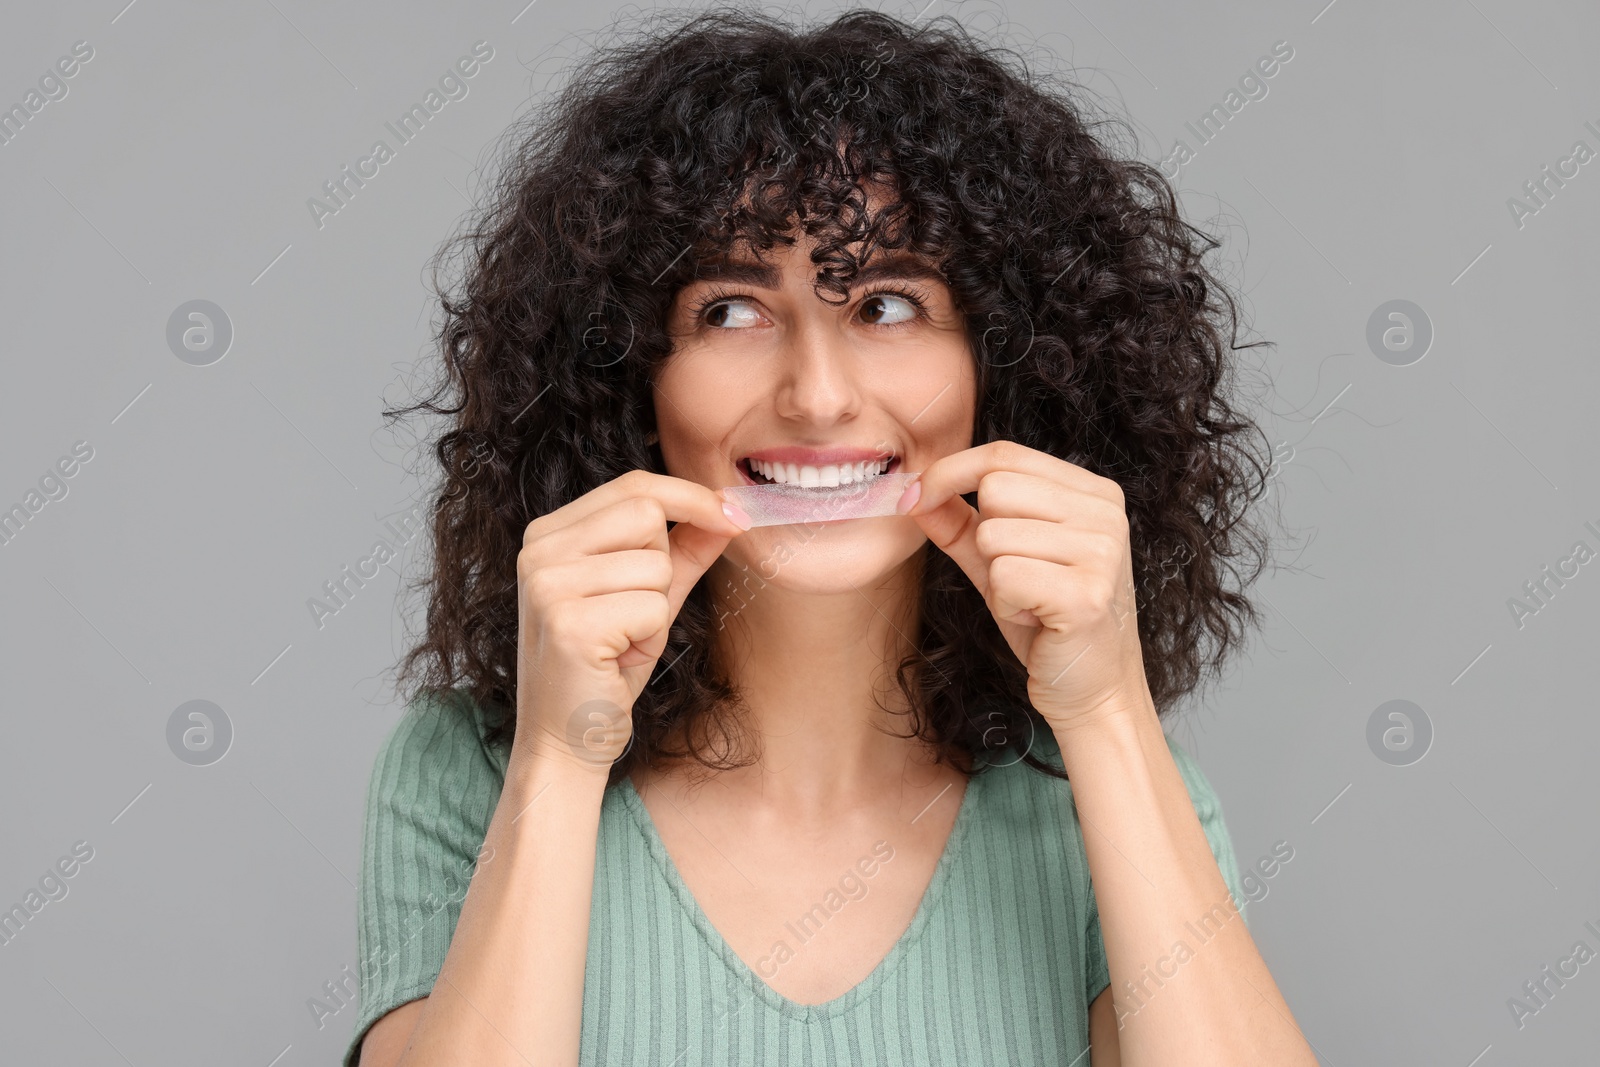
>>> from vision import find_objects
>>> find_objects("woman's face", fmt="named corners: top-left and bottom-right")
top-left (653, 227), bottom-right (977, 595)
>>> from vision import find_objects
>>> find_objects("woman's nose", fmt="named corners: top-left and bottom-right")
top-left (772, 327), bottom-right (863, 425)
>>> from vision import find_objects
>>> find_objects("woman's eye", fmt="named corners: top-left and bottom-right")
top-left (695, 291), bottom-right (923, 329)
top-left (860, 293), bottom-right (919, 326)
top-left (703, 299), bottom-right (764, 329)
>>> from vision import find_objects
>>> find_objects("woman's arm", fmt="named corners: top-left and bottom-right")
top-left (358, 467), bottom-right (742, 1063)
top-left (1064, 694), bottom-right (1316, 1067)
top-left (1087, 987), bottom-right (1121, 1065)
top-left (371, 746), bottom-right (611, 1067)
top-left (895, 440), bottom-right (1316, 1063)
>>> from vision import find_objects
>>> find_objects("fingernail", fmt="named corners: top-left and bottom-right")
top-left (722, 500), bottom-right (752, 530)
top-left (895, 478), bottom-right (921, 515)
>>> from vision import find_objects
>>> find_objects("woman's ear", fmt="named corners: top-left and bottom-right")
top-left (644, 431), bottom-right (660, 445)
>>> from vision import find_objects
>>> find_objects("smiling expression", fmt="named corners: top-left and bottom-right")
top-left (652, 215), bottom-right (978, 592)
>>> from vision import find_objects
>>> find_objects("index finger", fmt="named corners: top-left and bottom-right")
top-left (898, 440), bottom-right (1110, 517)
top-left (527, 468), bottom-right (749, 545)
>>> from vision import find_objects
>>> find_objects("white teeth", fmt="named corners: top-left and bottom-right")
top-left (750, 457), bottom-right (891, 486)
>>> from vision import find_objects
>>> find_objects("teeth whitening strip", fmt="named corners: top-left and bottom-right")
top-left (721, 472), bottom-right (921, 528)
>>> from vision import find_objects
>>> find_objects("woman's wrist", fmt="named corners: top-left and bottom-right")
top-left (1048, 676), bottom-right (1158, 740)
top-left (1048, 683), bottom-right (1164, 775)
top-left (506, 737), bottom-right (619, 793)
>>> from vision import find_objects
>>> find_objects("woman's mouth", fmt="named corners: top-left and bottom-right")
top-left (723, 455), bottom-right (919, 527)
top-left (736, 455), bottom-right (901, 488)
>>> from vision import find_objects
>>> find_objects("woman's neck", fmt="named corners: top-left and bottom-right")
top-left (690, 551), bottom-right (937, 815)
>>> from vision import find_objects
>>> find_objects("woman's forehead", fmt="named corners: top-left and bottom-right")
top-left (689, 245), bottom-right (947, 288)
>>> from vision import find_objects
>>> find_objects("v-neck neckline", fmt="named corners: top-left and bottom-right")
top-left (617, 768), bottom-right (983, 1022)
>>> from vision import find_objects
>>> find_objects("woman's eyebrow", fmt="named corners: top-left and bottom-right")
top-left (850, 258), bottom-right (948, 288)
top-left (693, 259), bottom-right (783, 286)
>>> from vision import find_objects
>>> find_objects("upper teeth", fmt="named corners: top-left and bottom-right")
top-left (749, 458), bottom-right (891, 487)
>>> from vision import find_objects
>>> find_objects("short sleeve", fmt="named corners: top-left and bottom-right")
top-left (342, 692), bottom-right (506, 1067)
top-left (1083, 732), bottom-right (1247, 1007)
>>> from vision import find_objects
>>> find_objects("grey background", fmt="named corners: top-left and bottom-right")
top-left (1, 0), bottom-right (1595, 1063)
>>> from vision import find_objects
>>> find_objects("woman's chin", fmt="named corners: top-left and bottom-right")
top-left (719, 519), bottom-right (924, 587)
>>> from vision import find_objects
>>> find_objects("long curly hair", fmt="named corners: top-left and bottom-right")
top-left (382, 6), bottom-right (1278, 787)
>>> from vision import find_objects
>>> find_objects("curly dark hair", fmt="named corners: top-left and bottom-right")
top-left (382, 6), bottom-right (1277, 787)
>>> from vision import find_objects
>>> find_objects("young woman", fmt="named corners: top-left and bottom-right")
top-left (348, 9), bottom-right (1314, 1066)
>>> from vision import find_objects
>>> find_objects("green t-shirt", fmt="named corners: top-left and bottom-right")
top-left (345, 691), bottom-right (1247, 1066)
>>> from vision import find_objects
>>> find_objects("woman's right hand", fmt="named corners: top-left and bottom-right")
top-left (511, 469), bottom-right (751, 774)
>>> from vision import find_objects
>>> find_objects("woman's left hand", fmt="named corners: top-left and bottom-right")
top-left (896, 440), bottom-right (1151, 734)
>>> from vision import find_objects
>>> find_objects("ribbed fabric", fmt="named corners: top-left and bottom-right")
top-left (345, 691), bottom-right (1247, 1066)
